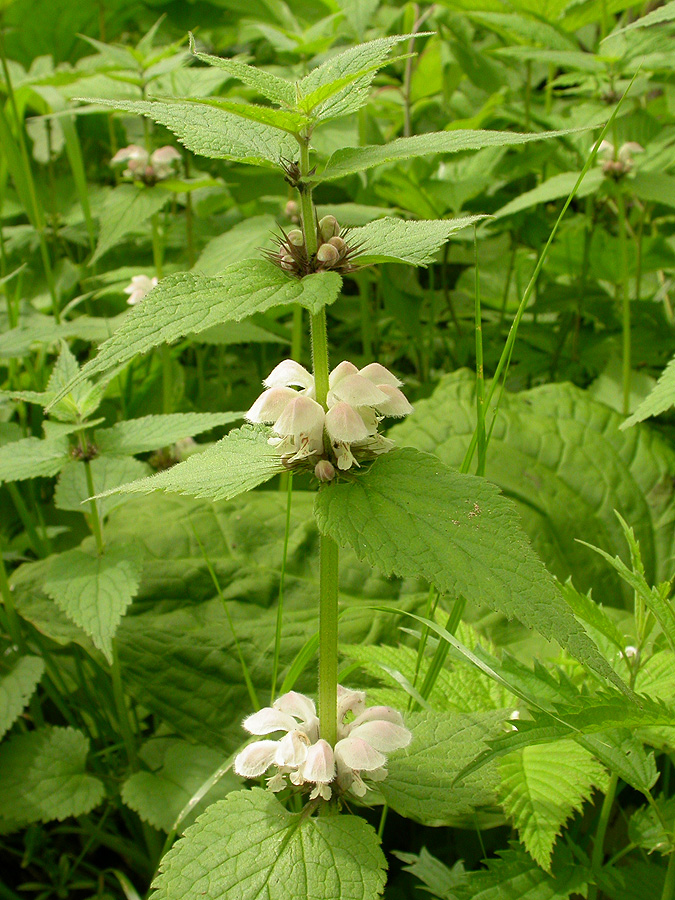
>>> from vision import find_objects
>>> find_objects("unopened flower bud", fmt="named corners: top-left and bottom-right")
top-left (328, 236), bottom-right (346, 257)
top-left (316, 243), bottom-right (340, 267)
top-left (285, 200), bottom-right (299, 220)
top-left (280, 254), bottom-right (296, 271)
top-left (314, 459), bottom-right (336, 482)
top-left (287, 229), bottom-right (304, 247)
top-left (319, 215), bottom-right (339, 242)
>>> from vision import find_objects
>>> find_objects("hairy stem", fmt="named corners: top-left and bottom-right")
top-left (318, 533), bottom-right (339, 746)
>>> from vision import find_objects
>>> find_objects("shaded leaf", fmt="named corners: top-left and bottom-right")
top-left (0, 655), bottom-right (44, 740)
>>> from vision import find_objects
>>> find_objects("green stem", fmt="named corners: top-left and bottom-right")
top-left (0, 543), bottom-right (23, 649)
top-left (310, 309), bottom-right (330, 407)
top-left (474, 228), bottom-right (486, 477)
top-left (83, 456), bottom-right (104, 555)
top-left (616, 186), bottom-right (631, 415)
top-left (7, 482), bottom-right (48, 556)
top-left (291, 305), bottom-right (304, 362)
top-left (318, 533), bottom-right (339, 747)
top-left (298, 140), bottom-right (317, 257)
top-left (111, 640), bottom-right (138, 770)
top-left (588, 772), bottom-right (619, 900)
top-left (662, 850), bottom-right (675, 900)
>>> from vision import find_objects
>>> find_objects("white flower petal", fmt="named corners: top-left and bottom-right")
top-left (111, 144), bottom-right (148, 166)
top-left (273, 395), bottom-right (325, 439)
top-left (359, 363), bottom-right (403, 387)
top-left (264, 359), bottom-right (314, 391)
top-left (234, 740), bottom-right (279, 777)
top-left (325, 402), bottom-right (369, 443)
top-left (598, 139), bottom-right (614, 157)
top-left (350, 706), bottom-right (405, 729)
top-left (273, 690), bottom-right (317, 722)
top-left (329, 374), bottom-right (389, 408)
top-left (274, 730), bottom-right (310, 768)
top-left (329, 360), bottom-right (359, 388)
top-left (151, 146), bottom-right (181, 165)
top-left (337, 685), bottom-right (367, 721)
top-left (335, 736), bottom-right (386, 772)
top-left (348, 720), bottom-right (412, 753)
top-left (242, 707), bottom-right (297, 735)
top-left (302, 739), bottom-right (336, 784)
top-left (246, 386), bottom-right (297, 424)
top-left (374, 384), bottom-right (413, 417)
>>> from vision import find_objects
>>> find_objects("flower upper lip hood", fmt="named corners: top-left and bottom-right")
top-left (234, 686), bottom-right (412, 802)
top-left (245, 358), bottom-right (413, 474)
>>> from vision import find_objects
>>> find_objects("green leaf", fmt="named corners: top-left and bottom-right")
top-left (493, 169), bottom-right (604, 219)
top-left (188, 37), bottom-right (296, 108)
top-left (622, 353), bottom-right (675, 428)
top-left (43, 544), bottom-right (144, 663)
top-left (499, 740), bottom-right (608, 871)
top-left (48, 263), bottom-right (341, 405)
top-left (394, 849), bottom-right (466, 900)
top-left (91, 184), bottom-right (171, 264)
top-left (315, 448), bottom-right (618, 684)
top-left (121, 740), bottom-right (238, 833)
top-left (0, 727), bottom-right (104, 830)
top-left (152, 788), bottom-right (387, 900)
top-left (455, 845), bottom-right (589, 900)
top-left (298, 34), bottom-right (422, 117)
top-left (0, 655), bottom-right (45, 740)
top-left (352, 216), bottom-right (486, 266)
top-left (54, 456), bottom-right (150, 518)
top-left (557, 579), bottom-right (626, 652)
top-left (629, 796), bottom-right (675, 854)
top-left (97, 425), bottom-right (284, 504)
top-left (381, 709), bottom-right (507, 826)
top-left (390, 373), bottom-right (675, 606)
top-left (85, 98), bottom-right (296, 167)
top-left (0, 435), bottom-right (71, 483)
top-left (314, 129), bottom-right (583, 182)
top-left (609, 0), bottom-right (675, 34)
top-left (95, 412), bottom-right (242, 456)
top-left (194, 215), bottom-right (278, 275)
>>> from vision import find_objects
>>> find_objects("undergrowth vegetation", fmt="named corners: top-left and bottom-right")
top-left (1, 1), bottom-right (675, 899)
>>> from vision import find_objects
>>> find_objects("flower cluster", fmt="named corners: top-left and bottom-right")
top-left (124, 274), bottom-right (158, 306)
top-left (598, 140), bottom-right (643, 178)
top-left (111, 144), bottom-right (181, 184)
top-left (246, 359), bottom-right (412, 477)
top-left (234, 687), bottom-right (412, 801)
top-left (267, 215), bottom-right (362, 277)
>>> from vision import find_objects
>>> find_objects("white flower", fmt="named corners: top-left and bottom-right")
top-left (150, 145), bottom-right (181, 179)
top-left (110, 144), bottom-right (180, 182)
top-left (233, 687), bottom-right (411, 802)
top-left (246, 359), bottom-right (412, 472)
top-left (598, 140), bottom-right (643, 176)
top-left (124, 274), bottom-right (158, 306)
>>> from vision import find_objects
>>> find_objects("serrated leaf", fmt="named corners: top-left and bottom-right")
top-left (395, 849), bottom-right (466, 900)
top-left (91, 184), bottom-right (171, 264)
top-left (622, 353), bottom-right (675, 428)
top-left (96, 425), bottom-right (284, 503)
top-left (499, 740), bottom-right (608, 871)
top-left (55, 455), bottom-right (149, 518)
top-left (456, 845), bottom-right (589, 900)
top-left (0, 655), bottom-right (44, 740)
top-left (43, 544), bottom-right (144, 662)
top-left (85, 98), bottom-right (296, 167)
top-left (629, 796), bottom-right (675, 854)
top-left (152, 788), bottom-right (387, 900)
top-left (579, 731), bottom-right (658, 793)
top-left (121, 740), bottom-right (238, 833)
top-left (0, 727), bottom-right (104, 829)
top-left (49, 263), bottom-right (341, 405)
top-left (381, 709), bottom-right (507, 826)
top-left (390, 373), bottom-right (675, 606)
top-left (0, 435), bottom-right (71, 483)
top-left (315, 448), bottom-right (618, 685)
top-left (188, 40), bottom-right (296, 108)
top-left (352, 216), bottom-right (485, 266)
top-left (298, 34), bottom-right (422, 119)
top-left (95, 412), bottom-right (242, 456)
top-left (314, 129), bottom-right (582, 181)
top-left (557, 579), bottom-right (626, 651)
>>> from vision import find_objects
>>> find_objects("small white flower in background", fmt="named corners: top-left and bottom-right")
top-left (124, 274), bottom-right (158, 306)
top-left (597, 139), bottom-right (643, 177)
top-left (234, 686), bottom-right (412, 802)
top-left (246, 359), bottom-right (412, 475)
top-left (111, 144), bottom-right (181, 183)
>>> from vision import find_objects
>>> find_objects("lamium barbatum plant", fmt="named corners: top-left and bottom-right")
top-left (3, 13), bottom-right (675, 900)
